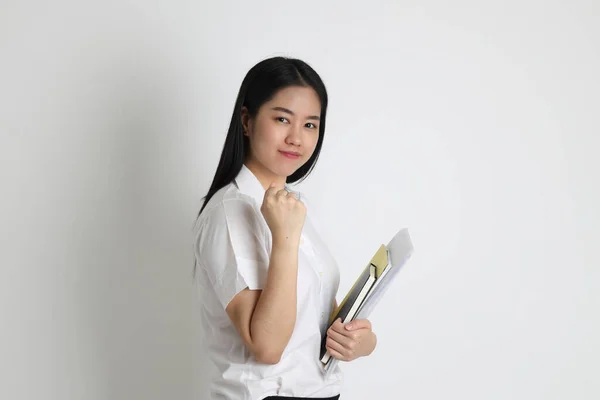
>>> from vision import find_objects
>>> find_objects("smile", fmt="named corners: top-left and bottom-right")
top-left (280, 151), bottom-right (301, 159)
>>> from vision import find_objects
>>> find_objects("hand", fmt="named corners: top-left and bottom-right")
top-left (260, 183), bottom-right (306, 244)
top-left (325, 318), bottom-right (377, 362)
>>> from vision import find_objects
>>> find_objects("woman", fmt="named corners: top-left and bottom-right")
top-left (193, 56), bottom-right (377, 400)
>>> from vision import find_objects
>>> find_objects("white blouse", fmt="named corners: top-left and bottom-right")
top-left (193, 164), bottom-right (343, 400)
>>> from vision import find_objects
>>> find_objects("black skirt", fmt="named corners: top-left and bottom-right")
top-left (264, 395), bottom-right (340, 400)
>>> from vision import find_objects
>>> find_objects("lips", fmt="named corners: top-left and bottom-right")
top-left (280, 151), bottom-right (301, 159)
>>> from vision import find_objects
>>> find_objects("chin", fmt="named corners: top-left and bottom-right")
top-left (262, 155), bottom-right (306, 178)
top-left (279, 167), bottom-right (298, 178)
top-left (271, 164), bottom-right (301, 179)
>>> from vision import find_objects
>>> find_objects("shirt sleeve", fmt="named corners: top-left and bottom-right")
top-left (196, 199), bottom-right (270, 310)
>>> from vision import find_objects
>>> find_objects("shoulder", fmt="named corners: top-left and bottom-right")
top-left (197, 183), bottom-right (258, 224)
top-left (193, 184), bottom-right (270, 277)
top-left (194, 183), bottom-right (267, 246)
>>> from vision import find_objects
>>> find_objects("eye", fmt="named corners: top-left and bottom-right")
top-left (276, 117), bottom-right (289, 124)
top-left (305, 122), bottom-right (318, 129)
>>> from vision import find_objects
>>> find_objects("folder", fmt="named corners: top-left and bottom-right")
top-left (320, 227), bottom-right (415, 373)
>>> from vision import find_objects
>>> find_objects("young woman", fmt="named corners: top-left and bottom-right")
top-left (193, 56), bottom-right (377, 400)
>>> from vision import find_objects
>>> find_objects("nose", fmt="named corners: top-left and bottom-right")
top-left (286, 125), bottom-right (302, 146)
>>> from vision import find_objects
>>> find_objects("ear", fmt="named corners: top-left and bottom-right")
top-left (241, 106), bottom-right (251, 136)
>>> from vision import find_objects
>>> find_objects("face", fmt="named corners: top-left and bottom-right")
top-left (242, 85), bottom-right (321, 185)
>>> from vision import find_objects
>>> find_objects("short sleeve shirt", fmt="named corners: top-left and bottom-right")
top-left (193, 164), bottom-right (343, 400)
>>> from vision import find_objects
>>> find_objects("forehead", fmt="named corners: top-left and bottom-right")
top-left (265, 86), bottom-right (321, 114)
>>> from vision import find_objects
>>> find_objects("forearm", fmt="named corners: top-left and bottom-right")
top-left (250, 237), bottom-right (299, 361)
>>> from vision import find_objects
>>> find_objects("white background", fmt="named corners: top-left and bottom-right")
top-left (1, 1), bottom-right (598, 399)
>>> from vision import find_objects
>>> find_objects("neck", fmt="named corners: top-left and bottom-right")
top-left (244, 158), bottom-right (286, 190)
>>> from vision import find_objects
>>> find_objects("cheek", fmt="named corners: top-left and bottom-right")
top-left (250, 121), bottom-right (281, 151)
top-left (306, 133), bottom-right (319, 153)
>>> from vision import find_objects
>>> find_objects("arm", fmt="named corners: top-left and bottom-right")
top-left (225, 185), bottom-right (305, 365)
top-left (226, 238), bottom-right (299, 364)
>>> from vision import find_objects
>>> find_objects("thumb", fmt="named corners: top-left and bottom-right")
top-left (265, 181), bottom-right (279, 192)
top-left (264, 182), bottom-right (283, 200)
top-left (345, 319), bottom-right (371, 331)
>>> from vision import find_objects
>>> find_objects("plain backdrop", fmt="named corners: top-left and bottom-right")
top-left (1, 1), bottom-right (599, 399)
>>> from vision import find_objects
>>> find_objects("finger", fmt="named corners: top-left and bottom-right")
top-left (331, 322), bottom-right (364, 341)
top-left (330, 318), bottom-right (353, 334)
top-left (330, 318), bottom-right (344, 331)
top-left (284, 188), bottom-right (297, 196)
top-left (325, 346), bottom-right (346, 361)
top-left (286, 190), bottom-right (299, 200)
top-left (264, 183), bottom-right (280, 198)
top-left (276, 189), bottom-right (291, 199)
top-left (326, 338), bottom-right (348, 361)
top-left (329, 320), bottom-right (359, 341)
top-left (327, 326), bottom-right (355, 350)
top-left (345, 319), bottom-right (372, 331)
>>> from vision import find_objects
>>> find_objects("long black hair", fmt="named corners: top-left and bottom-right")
top-left (197, 56), bottom-right (329, 218)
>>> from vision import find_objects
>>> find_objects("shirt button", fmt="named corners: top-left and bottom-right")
top-left (319, 271), bottom-right (324, 277)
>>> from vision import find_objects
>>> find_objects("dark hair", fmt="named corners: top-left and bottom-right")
top-left (197, 56), bottom-right (328, 218)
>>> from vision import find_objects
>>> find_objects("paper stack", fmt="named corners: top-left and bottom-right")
top-left (320, 227), bottom-right (415, 373)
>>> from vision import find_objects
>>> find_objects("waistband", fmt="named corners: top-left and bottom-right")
top-left (264, 395), bottom-right (340, 400)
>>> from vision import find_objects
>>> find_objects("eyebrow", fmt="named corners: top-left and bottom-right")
top-left (271, 106), bottom-right (320, 121)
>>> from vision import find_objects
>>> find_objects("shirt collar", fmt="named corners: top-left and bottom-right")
top-left (234, 164), bottom-right (298, 205)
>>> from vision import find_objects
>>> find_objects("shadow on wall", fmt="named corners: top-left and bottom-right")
top-left (66, 39), bottom-right (210, 400)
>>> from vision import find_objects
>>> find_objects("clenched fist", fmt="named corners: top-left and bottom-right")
top-left (260, 183), bottom-right (306, 244)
